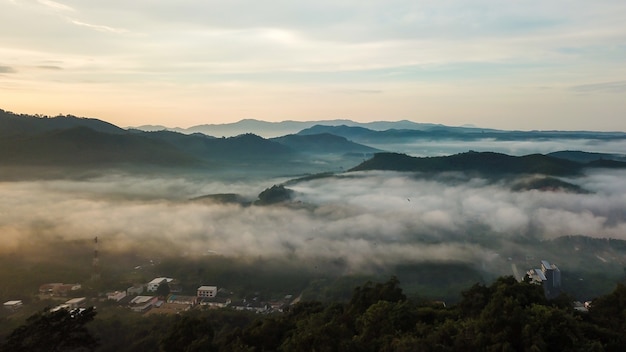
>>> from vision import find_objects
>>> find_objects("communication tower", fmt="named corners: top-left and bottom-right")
top-left (91, 236), bottom-right (101, 281)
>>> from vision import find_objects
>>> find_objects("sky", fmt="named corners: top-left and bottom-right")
top-left (1, 0), bottom-right (625, 130)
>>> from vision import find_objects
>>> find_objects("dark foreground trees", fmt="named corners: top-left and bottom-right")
top-left (226, 276), bottom-right (625, 352)
top-left (3, 277), bottom-right (626, 351)
top-left (1, 307), bottom-right (98, 352)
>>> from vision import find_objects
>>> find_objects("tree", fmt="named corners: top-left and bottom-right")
top-left (156, 281), bottom-right (171, 298)
top-left (348, 276), bottom-right (406, 316)
top-left (1, 307), bottom-right (98, 352)
top-left (160, 315), bottom-right (215, 352)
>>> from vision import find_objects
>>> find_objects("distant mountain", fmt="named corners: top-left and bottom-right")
top-left (131, 119), bottom-right (462, 138)
top-left (349, 151), bottom-right (626, 176)
top-left (132, 124), bottom-right (187, 133)
top-left (297, 125), bottom-right (626, 144)
top-left (270, 133), bottom-right (380, 154)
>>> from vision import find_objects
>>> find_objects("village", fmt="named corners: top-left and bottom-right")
top-left (3, 276), bottom-right (296, 317)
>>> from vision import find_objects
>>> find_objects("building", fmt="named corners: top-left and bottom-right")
top-left (127, 284), bottom-right (144, 296)
top-left (197, 285), bottom-right (218, 298)
top-left (146, 277), bottom-right (174, 292)
top-left (65, 297), bottom-right (87, 309)
top-left (38, 283), bottom-right (82, 296)
top-left (166, 294), bottom-right (197, 306)
top-left (129, 295), bottom-right (159, 312)
top-left (3, 300), bottom-right (23, 311)
top-left (527, 260), bottom-right (562, 299)
top-left (541, 260), bottom-right (562, 294)
top-left (199, 295), bottom-right (232, 308)
top-left (230, 299), bottom-right (269, 313)
top-left (107, 291), bottom-right (127, 302)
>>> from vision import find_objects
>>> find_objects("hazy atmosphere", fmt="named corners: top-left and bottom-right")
top-left (2, 0), bottom-right (625, 130)
top-left (2, 2), bottom-right (626, 350)
top-left (2, 168), bottom-right (625, 273)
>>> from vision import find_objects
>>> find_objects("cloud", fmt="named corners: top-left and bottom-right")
top-left (2, 169), bottom-right (625, 275)
top-left (37, 65), bottom-right (63, 70)
top-left (37, 0), bottom-right (74, 12)
top-left (1, 1), bottom-right (626, 133)
top-left (571, 81), bottom-right (626, 93)
top-left (68, 18), bottom-right (128, 34)
top-left (0, 66), bottom-right (16, 73)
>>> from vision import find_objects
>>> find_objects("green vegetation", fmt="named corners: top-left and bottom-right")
top-left (271, 133), bottom-right (379, 154)
top-left (511, 176), bottom-right (586, 193)
top-left (2, 307), bottom-right (98, 352)
top-left (256, 185), bottom-right (294, 205)
top-left (4, 277), bottom-right (626, 351)
top-left (350, 151), bottom-right (626, 176)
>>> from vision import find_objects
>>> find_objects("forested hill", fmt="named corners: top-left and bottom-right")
top-left (0, 109), bottom-right (124, 137)
top-left (349, 151), bottom-right (626, 176)
top-left (270, 133), bottom-right (380, 154)
top-left (0, 126), bottom-right (201, 166)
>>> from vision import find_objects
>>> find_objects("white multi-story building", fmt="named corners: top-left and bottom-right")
top-left (197, 285), bottom-right (217, 298)
top-left (146, 277), bottom-right (173, 292)
top-left (3, 300), bottom-right (23, 311)
top-left (527, 260), bottom-right (561, 299)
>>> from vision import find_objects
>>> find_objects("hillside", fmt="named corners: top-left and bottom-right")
top-left (141, 131), bottom-right (294, 161)
top-left (349, 151), bottom-right (626, 176)
top-left (0, 126), bottom-right (200, 167)
top-left (548, 150), bottom-right (626, 163)
top-left (0, 109), bottom-right (125, 137)
top-left (271, 133), bottom-right (380, 154)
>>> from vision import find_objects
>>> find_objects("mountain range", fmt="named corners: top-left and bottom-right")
top-left (2, 108), bottom-right (626, 179)
top-left (133, 118), bottom-right (448, 138)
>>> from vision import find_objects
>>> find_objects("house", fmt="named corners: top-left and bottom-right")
top-left (127, 284), bottom-right (144, 296)
top-left (3, 300), bottom-right (23, 311)
top-left (147, 277), bottom-right (174, 292)
top-left (38, 283), bottom-right (82, 296)
top-left (65, 297), bottom-right (87, 309)
top-left (197, 285), bottom-right (218, 298)
top-left (230, 299), bottom-right (269, 313)
top-left (39, 283), bottom-right (63, 294)
top-left (144, 302), bottom-right (190, 315)
top-left (107, 291), bottom-right (127, 302)
top-left (199, 295), bottom-right (232, 308)
top-left (166, 294), bottom-right (197, 306)
top-left (129, 295), bottom-right (159, 312)
top-left (56, 284), bottom-right (82, 296)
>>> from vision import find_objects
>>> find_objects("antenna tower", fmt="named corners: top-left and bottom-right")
top-left (92, 236), bottom-right (101, 281)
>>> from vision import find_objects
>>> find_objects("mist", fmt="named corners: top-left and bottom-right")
top-left (2, 168), bottom-right (625, 275)
top-left (371, 138), bottom-right (626, 157)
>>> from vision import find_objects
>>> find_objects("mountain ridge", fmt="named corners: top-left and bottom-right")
top-left (349, 151), bottom-right (626, 176)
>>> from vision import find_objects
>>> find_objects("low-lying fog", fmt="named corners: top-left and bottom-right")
top-left (2, 168), bottom-right (625, 273)
top-left (373, 138), bottom-right (626, 157)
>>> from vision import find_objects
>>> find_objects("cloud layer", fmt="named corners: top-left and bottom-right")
top-left (2, 169), bottom-right (624, 273)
